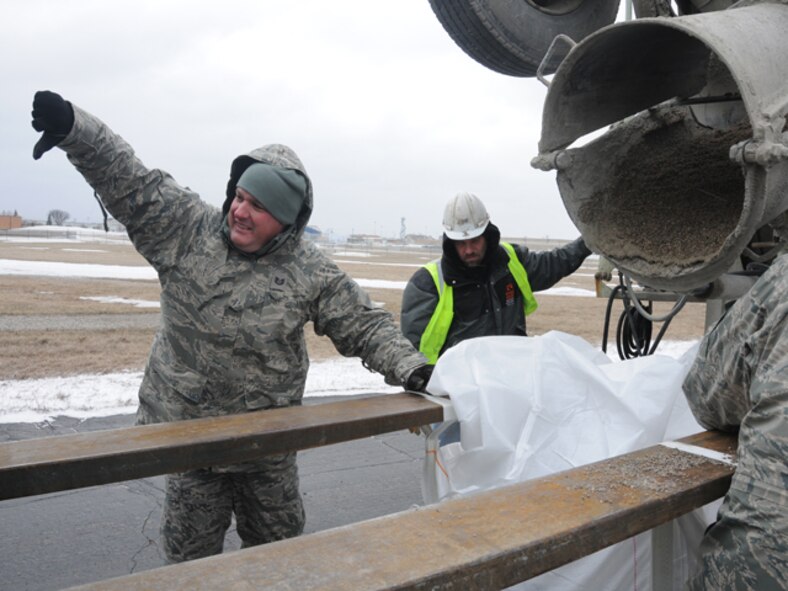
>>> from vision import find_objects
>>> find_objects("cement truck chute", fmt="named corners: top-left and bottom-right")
top-left (533, 2), bottom-right (788, 292)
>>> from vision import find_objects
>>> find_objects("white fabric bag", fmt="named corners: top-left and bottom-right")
top-left (424, 331), bottom-right (709, 591)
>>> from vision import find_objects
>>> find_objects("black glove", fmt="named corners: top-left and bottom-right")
top-left (404, 364), bottom-right (434, 392)
top-left (31, 90), bottom-right (75, 160)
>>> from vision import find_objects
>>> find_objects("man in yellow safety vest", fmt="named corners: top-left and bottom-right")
top-left (401, 192), bottom-right (591, 366)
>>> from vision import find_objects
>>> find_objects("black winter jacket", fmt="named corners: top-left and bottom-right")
top-left (400, 223), bottom-right (591, 358)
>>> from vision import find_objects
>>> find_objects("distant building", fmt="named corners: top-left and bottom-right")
top-left (347, 233), bottom-right (383, 246)
top-left (0, 214), bottom-right (22, 230)
top-left (304, 225), bottom-right (322, 241)
top-left (403, 233), bottom-right (440, 246)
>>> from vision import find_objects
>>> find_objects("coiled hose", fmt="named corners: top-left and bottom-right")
top-left (602, 273), bottom-right (684, 359)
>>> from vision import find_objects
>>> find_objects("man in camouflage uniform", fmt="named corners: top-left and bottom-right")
top-left (31, 91), bottom-right (432, 562)
top-left (682, 254), bottom-right (788, 590)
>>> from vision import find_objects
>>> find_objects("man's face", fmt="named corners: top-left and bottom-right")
top-left (228, 187), bottom-right (285, 253)
top-left (454, 235), bottom-right (487, 267)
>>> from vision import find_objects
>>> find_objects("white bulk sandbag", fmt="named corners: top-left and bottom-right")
top-left (423, 331), bottom-right (709, 591)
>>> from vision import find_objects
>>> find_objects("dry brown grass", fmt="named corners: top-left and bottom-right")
top-left (0, 276), bottom-right (160, 315)
top-left (0, 240), bottom-right (707, 380)
top-left (0, 241), bottom-right (148, 266)
top-left (1, 329), bottom-right (156, 380)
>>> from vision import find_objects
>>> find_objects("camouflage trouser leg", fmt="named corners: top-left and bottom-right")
top-left (161, 469), bottom-right (233, 562)
top-left (230, 464), bottom-right (305, 550)
top-left (686, 489), bottom-right (787, 590)
top-left (161, 458), bottom-right (304, 563)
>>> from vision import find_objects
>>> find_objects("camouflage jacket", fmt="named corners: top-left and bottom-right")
top-left (60, 105), bottom-right (426, 425)
top-left (682, 254), bottom-right (788, 511)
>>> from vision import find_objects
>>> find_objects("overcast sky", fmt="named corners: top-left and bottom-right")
top-left (2, 1), bottom-right (626, 240)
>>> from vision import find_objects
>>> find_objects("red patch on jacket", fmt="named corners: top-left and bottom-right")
top-left (505, 282), bottom-right (516, 306)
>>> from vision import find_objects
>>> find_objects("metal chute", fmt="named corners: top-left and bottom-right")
top-left (533, 2), bottom-right (788, 292)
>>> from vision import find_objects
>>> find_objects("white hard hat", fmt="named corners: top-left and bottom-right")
top-left (442, 192), bottom-right (490, 240)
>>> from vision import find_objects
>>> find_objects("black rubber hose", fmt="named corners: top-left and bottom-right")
top-left (616, 303), bottom-right (653, 359)
top-left (614, 275), bottom-right (654, 360)
top-left (601, 283), bottom-right (623, 355)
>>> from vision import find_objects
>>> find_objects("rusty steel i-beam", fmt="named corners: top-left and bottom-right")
top-left (66, 431), bottom-right (737, 591)
top-left (0, 392), bottom-right (444, 500)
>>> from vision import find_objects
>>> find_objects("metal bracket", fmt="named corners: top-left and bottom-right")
top-left (537, 34), bottom-right (576, 88)
top-left (530, 149), bottom-right (572, 172)
top-left (413, 393), bottom-right (458, 505)
top-left (730, 136), bottom-right (788, 167)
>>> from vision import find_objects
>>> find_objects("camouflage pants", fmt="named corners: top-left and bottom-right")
top-left (161, 457), bottom-right (305, 563)
top-left (686, 488), bottom-right (787, 590)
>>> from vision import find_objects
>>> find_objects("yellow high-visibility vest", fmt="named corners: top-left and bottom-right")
top-left (419, 242), bottom-right (537, 364)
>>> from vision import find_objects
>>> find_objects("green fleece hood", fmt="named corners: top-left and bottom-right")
top-left (223, 143), bottom-right (313, 241)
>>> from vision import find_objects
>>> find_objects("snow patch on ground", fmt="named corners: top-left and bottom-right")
top-left (0, 358), bottom-right (401, 423)
top-left (80, 296), bottom-right (160, 308)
